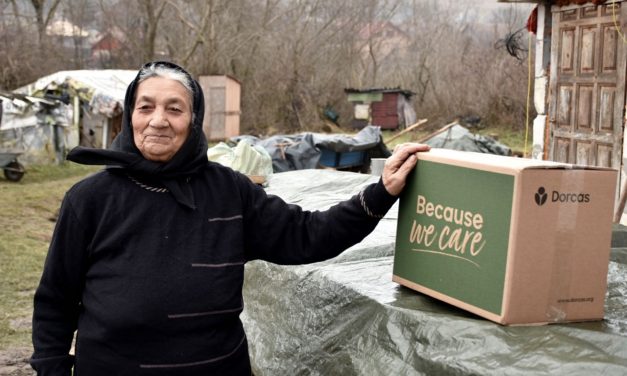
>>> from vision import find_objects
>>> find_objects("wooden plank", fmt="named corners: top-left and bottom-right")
top-left (384, 119), bottom-right (428, 143)
top-left (416, 121), bottom-right (457, 144)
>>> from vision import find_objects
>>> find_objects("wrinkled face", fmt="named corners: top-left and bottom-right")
top-left (132, 77), bottom-right (193, 162)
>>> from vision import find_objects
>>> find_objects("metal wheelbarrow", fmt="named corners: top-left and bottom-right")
top-left (0, 151), bottom-right (25, 182)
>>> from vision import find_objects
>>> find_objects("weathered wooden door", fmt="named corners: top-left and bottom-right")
top-left (548, 1), bottom-right (627, 168)
top-left (208, 87), bottom-right (226, 140)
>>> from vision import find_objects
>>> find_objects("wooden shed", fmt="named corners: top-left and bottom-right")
top-left (344, 88), bottom-right (417, 130)
top-left (198, 75), bottom-right (241, 141)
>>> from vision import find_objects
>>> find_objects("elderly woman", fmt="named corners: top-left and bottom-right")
top-left (30, 61), bottom-right (429, 375)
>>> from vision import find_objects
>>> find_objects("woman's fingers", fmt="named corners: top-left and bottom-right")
top-left (382, 143), bottom-right (430, 196)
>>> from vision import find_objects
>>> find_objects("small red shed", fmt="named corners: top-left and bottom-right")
top-left (344, 87), bottom-right (416, 130)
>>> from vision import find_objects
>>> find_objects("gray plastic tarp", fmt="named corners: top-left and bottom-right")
top-left (241, 169), bottom-right (627, 376)
top-left (424, 124), bottom-right (512, 156)
top-left (232, 126), bottom-right (389, 172)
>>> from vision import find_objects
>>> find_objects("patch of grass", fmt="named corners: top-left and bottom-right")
top-left (476, 126), bottom-right (533, 156)
top-left (2, 162), bottom-right (101, 184)
top-left (0, 163), bottom-right (99, 350)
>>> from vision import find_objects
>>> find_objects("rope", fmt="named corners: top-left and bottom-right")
top-left (127, 175), bottom-right (169, 193)
top-left (359, 191), bottom-right (384, 219)
top-left (612, 1), bottom-right (627, 44)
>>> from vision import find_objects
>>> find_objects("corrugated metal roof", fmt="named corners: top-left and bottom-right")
top-left (344, 87), bottom-right (415, 97)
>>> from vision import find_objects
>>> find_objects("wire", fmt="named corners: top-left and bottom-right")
top-left (524, 29), bottom-right (532, 158)
top-left (495, 27), bottom-right (528, 61)
top-left (612, 1), bottom-right (627, 44)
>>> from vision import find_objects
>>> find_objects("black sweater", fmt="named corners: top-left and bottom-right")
top-left (31, 162), bottom-right (396, 375)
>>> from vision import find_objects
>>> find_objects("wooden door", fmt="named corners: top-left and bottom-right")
top-left (208, 86), bottom-right (226, 140)
top-left (548, 1), bottom-right (627, 168)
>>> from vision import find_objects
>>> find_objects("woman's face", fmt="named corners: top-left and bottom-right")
top-left (131, 76), bottom-right (193, 162)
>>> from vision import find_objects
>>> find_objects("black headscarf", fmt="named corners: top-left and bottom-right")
top-left (67, 61), bottom-right (209, 209)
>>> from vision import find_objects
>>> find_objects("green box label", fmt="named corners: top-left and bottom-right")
top-left (394, 160), bottom-right (514, 315)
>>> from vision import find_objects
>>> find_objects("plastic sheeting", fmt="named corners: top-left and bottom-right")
top-left (424, 124), bottom-right (512, 156)
top-left (233, 133), bottom-right (320, 172)
top-left (16, 70), bottom-right (136, 117)
top-left (232, 126), bottom-right (389, 172)
top-left (313, 125), bottom-right (388, 154)
top-left (241, 169), bottom-right (627, 376)
top-left (207, 140), bottom-right (273, 180)
top-left (0, 93), bottom-right (74, 164)
top-left (0, 93), bottom-right (71, 130)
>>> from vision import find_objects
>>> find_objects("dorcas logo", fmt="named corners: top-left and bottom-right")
top-left (535, 187), bottom-right (547, 206)
top-left (534, 186), bottom-right (591, 206)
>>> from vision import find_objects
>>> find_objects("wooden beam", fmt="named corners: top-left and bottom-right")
top-left (384, 119), bottom-right (428, 144)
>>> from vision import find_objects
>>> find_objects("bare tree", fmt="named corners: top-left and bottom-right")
top-left (357, 0), bottom-right (402, 87)
top-left (0, 0), bottom-right (534, 136)
top-left (28, 0), bottom-right (61, 45)
top-left (0, 0), bottom-right (66, 88)
top-left (61, 0), bottom-right (94, 68)
top-left (98, 0), bottom-right (167, 67)
top-left (138, 0), bottom-right (166, 62)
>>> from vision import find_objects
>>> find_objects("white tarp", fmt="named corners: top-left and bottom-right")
top-left (15, 69), bottom-right (136, 117)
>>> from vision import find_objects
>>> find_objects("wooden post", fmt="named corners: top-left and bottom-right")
top-left (385, 119), bottom-right (428, 144)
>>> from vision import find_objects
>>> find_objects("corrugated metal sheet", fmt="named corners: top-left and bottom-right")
top-left (347, 92), bottom-right (383, 103)
top-left (345, 87), bottom-right (414, 97)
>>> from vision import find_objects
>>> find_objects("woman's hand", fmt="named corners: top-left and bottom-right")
top-left (382, 143), bottom-right (431, 196)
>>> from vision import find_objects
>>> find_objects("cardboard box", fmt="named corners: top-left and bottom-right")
top-left (393, 148), bottom-right (618, 325)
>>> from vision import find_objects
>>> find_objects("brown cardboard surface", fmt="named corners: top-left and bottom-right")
top-left (504, 169), bottom-right (616, 324)
top-left (419, 148), bottom-right (615, 173)
top-left (394, 149), bottom-right (618, 325)
top-left (417, 148), bottom-right (562, 174)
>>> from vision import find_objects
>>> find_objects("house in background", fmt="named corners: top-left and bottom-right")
top-left (357, 21), bottom-right (411, 63)
top-left (499, 0), bottom-right (627, 220)
top-left (46, 19), bottom-right (91, 49)
top-left (90, 28), bottom-right (127, 67)
top-left (344, 87), bottom-right (417, 130)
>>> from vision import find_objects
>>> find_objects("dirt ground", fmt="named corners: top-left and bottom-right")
top-left (0, 348), bottom-right (34, 376)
